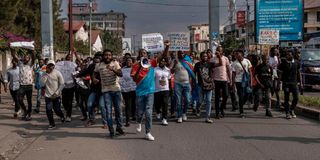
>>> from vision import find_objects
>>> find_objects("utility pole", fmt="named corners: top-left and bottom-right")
top-left (89, 0), bottom-right (93, 57)
top-left (41, 0), bottom-right (54, 60)
top-left (246, 0), bottom-right (250, 52)
top-left (132, 34), bottom-right (136, 54)
top-left (69, 0), bottom-right (74, 54)
top-left (209, 0), bottom-right (220, 50)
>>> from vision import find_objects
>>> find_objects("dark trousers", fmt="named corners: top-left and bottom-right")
top-left (122, 91), bottom-right (136, 123)
top-left (170, 89), bottom-right (176, 115)
top-left (18, 85), bottom-right (33, 116)
top-left (154, 91), bottom-right (170, 119)
top-left (236, 82), bottom-right (249, 114)
top-left (214, 81), bottom-right (228, 116)
top-left (45, 97), bottom-right (64, 126)
top-left (228, 86), bottom-right (238, 110)
top-left (10, 89), bottom-right (20, 112)
top-left (283, 84), bottom-right (299, 114)
top-left (272, 80), bottom-right (281, 107)
top-left (252, 86), bottom-right (260, 109)
top-left (79, 91), bottom-right (89, 119)
top-left (62, 87), bottom-right (75, 117)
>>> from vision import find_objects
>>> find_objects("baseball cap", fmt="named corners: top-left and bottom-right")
top-left (47, 60), bottom-right (55, 65)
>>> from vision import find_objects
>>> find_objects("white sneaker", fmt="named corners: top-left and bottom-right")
top-left (182, 114), bottom-right (187, 121)
top-left (177, 117), bottom-right (182, 123)
top-left (145, 132), bottom-right (155, 141)
top-left (156, 113), bottom-right (161, 120)
top-left (136, 124), bottom-right (142, 133)
top-left (66, 117), bottom-right (71, 122)
top-left (162, 119), bottom-right (168, 126)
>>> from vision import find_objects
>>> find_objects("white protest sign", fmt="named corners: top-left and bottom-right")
top-left (258, 29), bottom-right (280, 45)
top-left (142, 33), bottom-right (164, 52)
top-left (122, 38), bottom-right (132, 54)
top-left (167, 32), bottom-right (190, 51)
top-left (55, 61), bottom-right (77, 84)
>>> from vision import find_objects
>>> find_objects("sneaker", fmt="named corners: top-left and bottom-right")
top-left (205, 118), bottom-right (213, 123)
top-left (136, 124), bottom-right (142, 133)
top-left (145, 132), bottom-right (155, 141)
top-left (196, 109), bottom-right (201, 117)
top-left (290, 111), bottom-right (297, 118)
top-left (125, 122), bottom-right (130, 127)
top-left (182, 114), bottom-right (187, 121)
top-left (192, 109), bottom-right (196, 114)
top-left (65, 117), bottom-right (71, 122)
top-left (156, 113), bottom-right (161, 120)
top-left (33, 108), bottom-right (39, 114)
top-left (109, 132), bottom-right (115, 139)
top-left (265, 110), bottom-right (273, 117)
top-left (177, 117), bottom-right (183, 123)
top-left (161, 119), bottom-right (168, 126)
top-left (240, 113), bottom-right (245, 118)
top-left (86, 120), bottom-right (96, 127)
top-left (116, 128), bottom-right (125, 135)
top-left (25, 115), bottom-right (32, 121)
top-left (80, 117), bottom-right (87, 121)
top-left (61, 117), bottom-right (66, 123)
top-left (102, 124), bottom-right (108, 129)
top-left (48, 125), bottom-right (56, 130)
top-left (286, 113), bottom-right (292, 119)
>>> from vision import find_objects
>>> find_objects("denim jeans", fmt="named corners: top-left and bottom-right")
top-left (45, 97), bottom-right (64, 126)
top-left (197, 87), bottom-right (213, 119)
top-left (174, 82), bottom-right (191, 118)
top-left (87, 92), bottom-right (101, 120)
top-left (103, 91), bottom-right (123, 133)
top-left (236, 82), bottom-right (249, 114)
top-left (136, 93), bottom-right (154, 134)
top-left (35, 89), bottom-right (42, 110)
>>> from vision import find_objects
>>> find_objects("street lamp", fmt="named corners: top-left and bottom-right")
top-left (89, 0), bottom-right (93, 57)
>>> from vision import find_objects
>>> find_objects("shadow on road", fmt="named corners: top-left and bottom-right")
top-left (232, 136), bottom-right (320, 144)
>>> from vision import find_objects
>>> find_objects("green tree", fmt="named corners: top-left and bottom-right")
top-left (101, 31), bottom-right (122, 55)
top-left (221, 36), bottom-right (241, 56)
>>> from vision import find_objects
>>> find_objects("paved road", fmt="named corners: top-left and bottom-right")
top-left (0, 93), bottom-right (319, 160)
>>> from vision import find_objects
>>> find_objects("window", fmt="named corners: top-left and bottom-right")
top-left (304, 28), bottom-right (308, 33)
top-left (317, 12), bottom-right (320, 22)
top-left (304, 13), bottom-right (308, 23)
top-left (317, 27), bottom-right (320, 31)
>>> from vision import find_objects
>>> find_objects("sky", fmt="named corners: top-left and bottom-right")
top-left (60, 0), bottom-right (255, 38)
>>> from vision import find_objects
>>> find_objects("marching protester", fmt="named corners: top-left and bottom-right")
top-left (278, 50), bottom-right (302, 119)
top-left (131, 41), bottom-right (169, 140)
top-left (269, 47), bottom-right (281, 109)
top-left (194, 52), bottom-right (215, 123)
top-left (12, 50), bottom-right (36, 121)
top-left (154, 57), bottom-right (171, 126)
top-left (231, 50), bottom-right (252, 118)
top-left (4, 59), bottom-right (20, 118)
top-left (33, 58), bottom-right (46, 113)
top-left (120, 57), bottom-right (137, 127)
top-left (228, 53), bottom-right (239, 111)
top-left (40, 60), bottom-right (65, 129)
top-left (211, 46), bottom-right (231, 119)
top-left (94, 49), bottom-right (124, 138)
top-left (254, 55), bottom-right (273, 117)
top-left (76, 60), bottom-right (91, 121)
top-left (171, 50), bottom-right (196, 123)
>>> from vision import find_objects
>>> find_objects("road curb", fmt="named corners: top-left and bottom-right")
top-left (271, 98), bottom-right (320, 121)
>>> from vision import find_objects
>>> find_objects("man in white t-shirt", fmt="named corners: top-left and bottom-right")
top-left (154, 58), bottom-right (171, 126)
top-left (231, 50), bottom-right (252, 118)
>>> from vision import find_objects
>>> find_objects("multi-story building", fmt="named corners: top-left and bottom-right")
top-left (188, 24), bottom-right (209, 53)
top-left (71, 3), bottom-right (126, 38)
top-left (304, 0), bottom-right (320, 33)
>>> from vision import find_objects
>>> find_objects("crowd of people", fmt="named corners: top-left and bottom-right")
top-left (0, 41), bottom-right (303, 141)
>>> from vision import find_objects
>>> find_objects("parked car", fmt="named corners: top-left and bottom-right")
top-left (300, 49), bottom-right (320, 89)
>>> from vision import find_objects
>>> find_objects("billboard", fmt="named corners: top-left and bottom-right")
top-left (237, 11), bottom-right (246, 28)
top-left (258, 29), bottom-right (280, 45)
top-left (255, 0), bottom-right (303, 42)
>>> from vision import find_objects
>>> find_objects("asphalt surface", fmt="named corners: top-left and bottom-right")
top-left (0, 93), bottom-right (319, 160)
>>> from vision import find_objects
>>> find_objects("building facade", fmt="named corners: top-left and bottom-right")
top-left (304, 0), bottom-right (320, 33)
top-left (188, 24), bottom-right (210, 53)
top-left (72, 3), bottom-right (126, 38)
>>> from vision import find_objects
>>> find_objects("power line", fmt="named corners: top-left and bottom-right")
top-left (117, 0), bottom-right (252, 8)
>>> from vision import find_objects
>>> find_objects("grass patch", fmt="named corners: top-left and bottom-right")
top-left (277, 92), bottom-right (320, 109)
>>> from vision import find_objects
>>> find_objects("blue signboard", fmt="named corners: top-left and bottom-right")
top-left (256, 0), bottom-right (304, 41)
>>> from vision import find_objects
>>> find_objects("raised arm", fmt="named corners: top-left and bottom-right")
top-left (157, 40), bottom-right (170, 62)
